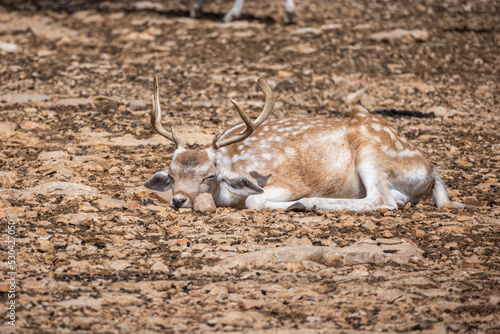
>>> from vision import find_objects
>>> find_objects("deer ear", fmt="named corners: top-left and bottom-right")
top-left (220, 171), bottom-right (264, 196)
top-left (144, 171), bottom-right (172, 192)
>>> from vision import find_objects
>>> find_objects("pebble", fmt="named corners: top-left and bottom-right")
top-left (193, 193), bottom-right (217, 213)
top-left (150, 262), bottom-right (169, 273)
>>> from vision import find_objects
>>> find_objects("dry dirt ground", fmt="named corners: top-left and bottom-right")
top-left (0, 0), bottom-right (499, 333)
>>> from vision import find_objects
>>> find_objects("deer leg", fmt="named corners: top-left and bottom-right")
top-left (284, 0), bottom-right (296, 24)
top-left (245, 187), bottom-right (297, 210)
top-left (190, 0), bottom-right (203, 18)
top-left (246, 162), bottom-right (398, 211)
top-left (295, 162), bottom-right (397, 211)
top-left (224, 0), bottom-right (245, 22)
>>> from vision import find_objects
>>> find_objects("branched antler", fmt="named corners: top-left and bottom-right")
top-left (213, 78), bottom-right (278, 149)
top-left (151, 75), bottom-right (183, 148)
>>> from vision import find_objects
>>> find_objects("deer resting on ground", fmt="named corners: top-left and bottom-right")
top-left (190, 0), bottom-right (296, 24)
top-left (145, 76), bottom-right (465, 211)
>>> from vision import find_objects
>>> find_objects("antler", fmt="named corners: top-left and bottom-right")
top-left (151, 75), bottom-right (183, 148)
top-left (213, 78), bottom-right (278, 149)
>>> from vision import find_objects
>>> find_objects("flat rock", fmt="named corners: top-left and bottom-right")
top-left (0, 122), bottom-right (17, 133)
top-left (21, 182), bottom-right (97, 199)
top-left (0, 41), bottom-right (17, 52)
top-left (343, 239), bottom-right (425, 265)
top-left (57, 296), bottom-right (102, 308)
top-left (38, 150), bottom-right (68, 160)
top-left (56, 98), bottom-right (94, 106)
top-left (150, 261), bottom-right (169, 273)
top-left (57, 213), bottom-right (97, 225)
top-left (0, 171), bottom-right (16, 188)
top-left (193, 193), bottom-right (217, 213)
top-left (0, 93), bottom-right (50, 105)
top-left (104, 260), bottom-right (132, 271)
top-left (97, 196), bottom-right (127, 209)
top-left (370, 28), bottom-right (429, 44)
top-left (207, 238), bottom-right (424, 273)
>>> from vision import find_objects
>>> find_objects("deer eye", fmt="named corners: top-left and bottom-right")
top-left (203, 175), bottom-right (215, 184)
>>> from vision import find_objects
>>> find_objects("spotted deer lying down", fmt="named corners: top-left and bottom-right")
top-left (145, 76), bottom-right (465, 211)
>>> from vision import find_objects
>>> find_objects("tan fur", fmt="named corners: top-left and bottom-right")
top-left (218, 110), bottom-right (434, 201)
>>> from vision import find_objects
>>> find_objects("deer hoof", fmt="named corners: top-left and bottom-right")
top-left (284, 11), bottom-right (296, 24)
top-left (286, 202), bottom-right (307, 212)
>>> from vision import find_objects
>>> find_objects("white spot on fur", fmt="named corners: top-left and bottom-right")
top-left (383, 127), bottom-right (397, 140)
top-left (260, 142), bottom-right (271, 149)
top-left (360, 125), bottom-right (369, 135)
top-left (237, 145), bottom-right (244, 150)
top-left (371, 123), bottom-right (382, 131)
top-left (262, 153), bottom-right (272, 160)
top-left (285, 148), bottom-right (296, 156)
top-left (395, 141), bottom-right (403, 150)
top-left (383, 146), bottom-right (421, 158)
top-left (397, 149), bottom-right (421, 157)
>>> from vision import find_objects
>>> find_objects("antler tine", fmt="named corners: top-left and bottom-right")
top-left (151, 76), bottom-right (183, 148)
top-left (214, 78), bottom-right (278, 149)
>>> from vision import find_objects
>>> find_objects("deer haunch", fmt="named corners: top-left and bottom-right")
top-left (145, 77), bottom-right (465, 211)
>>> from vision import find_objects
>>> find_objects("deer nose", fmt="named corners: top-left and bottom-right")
top-left (171, 198), bottom-right (187, 208)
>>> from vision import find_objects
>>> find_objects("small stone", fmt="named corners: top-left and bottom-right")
top-left (0, 121), bottom-right (17, 132)
top-left (193, 193), bottom-right (216, 213)
top-left (415, 229), bottom-right (425, 238)
top-left (0, 41), bottom-right (18, 52)
top-left (71, 317), bottom-right (94, 330)
top-left (277, 70), bottom-right (293, 78)
top-left (166, 226), bottom-right (179, 234)
top-left (0, 171), bottom-right (16, 188)
top-left (104, 260), bottom-right (131, 271)
top-left (0, 282), bottom-right (11, 292)
top-left (37, 239), bottom-right (54, 252)
top-left (176, 238), bottom-right (191, 247)
top-left (382, 231), bottom-right (393, 238)
top-left (463, 196), bottom-right (478, 205)
top-left (122, 201), bottom-right (139, 210)
top-left (97, 196), bottom-right (126, 209)
top-left (461, 255), bottom-right (482, 268)
top-left (150, 261), bottom-right (169, 273)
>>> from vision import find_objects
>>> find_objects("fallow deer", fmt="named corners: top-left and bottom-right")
top-left (145, 76), bottom-right (465, 211)
top-left (190, 0), bottom-right (296, 24)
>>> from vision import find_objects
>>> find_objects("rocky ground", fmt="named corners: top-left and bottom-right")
top-left (0, 0), bottom-right (499, 333)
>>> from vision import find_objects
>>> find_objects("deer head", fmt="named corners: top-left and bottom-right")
top-left (144, 76), bottom-right (278, 208)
